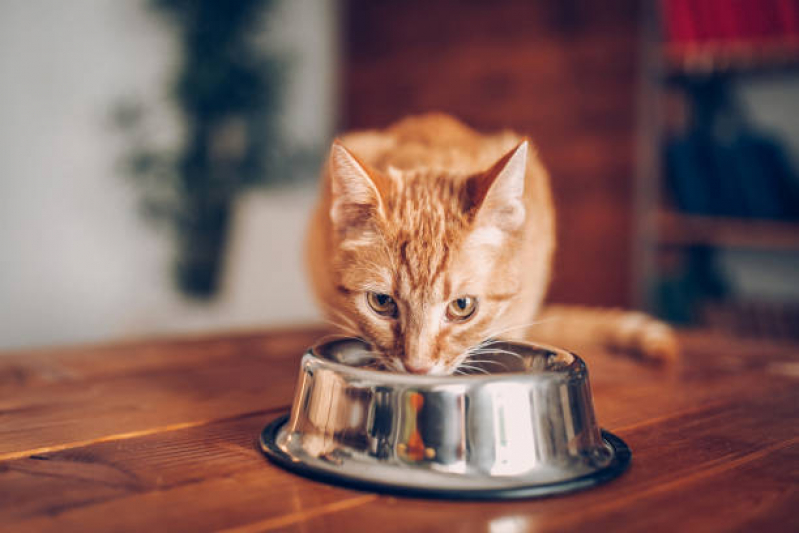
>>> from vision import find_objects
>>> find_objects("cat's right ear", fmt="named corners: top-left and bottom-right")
top-left (327, 140), bottom-right (389, 239)
top-left (465, 140), bottom-right (529, 233)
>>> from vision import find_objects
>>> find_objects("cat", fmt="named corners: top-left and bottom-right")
top-left (305, 113), bottom-right (677, 375)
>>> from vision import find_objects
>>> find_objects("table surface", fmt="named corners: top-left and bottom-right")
top-left (1, 326), bottom-right (798, 532)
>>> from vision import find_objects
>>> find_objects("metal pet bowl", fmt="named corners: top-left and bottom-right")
top-left (259, 338), bottom-right (630, 500)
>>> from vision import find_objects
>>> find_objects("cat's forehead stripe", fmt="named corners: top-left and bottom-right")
top-left (428, 244), bottom-right (450, 288)
top-left (384, 172), bottom-right (465, 303)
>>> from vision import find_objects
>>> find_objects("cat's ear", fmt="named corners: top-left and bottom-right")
top-left (327, 140), bottom-right (389, 240)
top-left (465, 140), bottom-right (528, 233)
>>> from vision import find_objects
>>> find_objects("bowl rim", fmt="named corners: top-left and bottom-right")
top-left (306, 338), bottom-right (588, 385)
top-left (260, 414), bottom-right (632, 500)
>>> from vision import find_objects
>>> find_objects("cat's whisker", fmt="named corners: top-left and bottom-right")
top-left (464, 362), bottom-right (509, 372)
top-left (319, 316), bottom-right (356, 332)
top-left (468, 346), bottom-right (524, 356)
top-left (455, 364), bottom-right (490, 375)
top-left (313, 333), bottom-right (365, 347)
top-left (471, 339), bottom-right (522, 353)
top-left (459, 368), bottom-right (490, 376)
top-left (320, 328), bottom-right (362, 342)
top-left (468, 349), bottom-right (525, 361)
top-left (320, 316), bottom-right (361, 337)
top-left (465, 355), bottom-right (512, 367)
top-left (479, 319), bottom-right (559, 342)
top-left (323, 316), bottom-right (359, 332)
top-left (320, 304), bottom-right (359, 328)
top-left (453, 348), bottom-right (478, 364)
top-left (465, 358), bottom-right (509, 367)
top-left (320, 311), bottom-right (355, 326)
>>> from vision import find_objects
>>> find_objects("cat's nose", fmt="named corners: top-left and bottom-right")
top-left (404, 361), bottom-right (433, 374)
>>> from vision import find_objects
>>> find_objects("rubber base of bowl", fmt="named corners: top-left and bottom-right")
top-left (259, 414), bottom-right (631, 501)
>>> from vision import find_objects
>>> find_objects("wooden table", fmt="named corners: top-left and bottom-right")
top-left (1, 327), bottom-right (798, 532)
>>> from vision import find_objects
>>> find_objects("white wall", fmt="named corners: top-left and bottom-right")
top-left (737, 76), bottom-right (799, 170)
top-left (0, 0), bottom-right (336, 350)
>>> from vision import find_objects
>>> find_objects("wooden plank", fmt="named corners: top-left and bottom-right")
top-left (0, 327), bottom-right (328, 457)
top-left (559, 441), bottom-right (799, 532)
top-left (0, 358), bottom-right (296, 457)
top-left (0, 326), bottom-right (327, 389)
top-left (0, 408), bottom-right (282, 522)
top-left (0, 406), bottom-right (375, 532)
top-left (9, 467), bottom-right (374, 533)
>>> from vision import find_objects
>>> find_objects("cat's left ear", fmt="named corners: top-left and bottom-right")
top-left (327, 140), bottom-right (390, 240)
top-left (465, 140), bottom-right (528, 232)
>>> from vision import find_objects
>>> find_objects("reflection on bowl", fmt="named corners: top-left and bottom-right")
top-left (260, 338), bottom-right (630, 499)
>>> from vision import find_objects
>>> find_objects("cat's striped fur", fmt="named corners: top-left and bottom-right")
top-left (306, 113), bottom-right (677, 374)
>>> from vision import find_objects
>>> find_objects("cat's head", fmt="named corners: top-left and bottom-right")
top-left (321, 139), bottom-right (542, 374)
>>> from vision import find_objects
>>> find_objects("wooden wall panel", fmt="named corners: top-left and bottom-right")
top-left (342, 0), bottom-right (641, 307)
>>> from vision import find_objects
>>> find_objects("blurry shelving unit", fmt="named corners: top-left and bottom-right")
top-left (634, 0), bottom-right (799, 341)
top-left (658, 210), bottom-right (799, 250)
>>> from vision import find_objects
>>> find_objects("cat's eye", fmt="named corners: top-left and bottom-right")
top-left (446, 296), bottom-right (478, 321)
top-left (366, 292), bottom-right (398, 318)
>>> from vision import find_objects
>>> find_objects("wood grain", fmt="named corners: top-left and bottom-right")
top-left (0, 326), bottom-right (326, 456)
top-left (1, 327), bottom-right (798, 532)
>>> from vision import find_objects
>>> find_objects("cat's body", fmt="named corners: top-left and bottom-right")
top-left (306, 113), bottom-right (676, 374)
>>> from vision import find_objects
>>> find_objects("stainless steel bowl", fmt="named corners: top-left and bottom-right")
top-left (260, 338), bottom-right (630, 499)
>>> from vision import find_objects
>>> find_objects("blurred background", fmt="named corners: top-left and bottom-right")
top-left (1, 0), bottom-right (798, 351)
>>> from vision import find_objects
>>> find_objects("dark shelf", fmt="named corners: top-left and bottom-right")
top-left (657, 210), bottom-right (799, 250)
top-left (663, 40), bottom-right (799, 80)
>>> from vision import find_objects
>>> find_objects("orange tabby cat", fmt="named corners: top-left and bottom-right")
top-left (305, 113), bottom-right (677, 374)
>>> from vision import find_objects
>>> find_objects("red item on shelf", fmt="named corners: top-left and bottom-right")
top-left (662, 0), bottom-right (799, 43)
